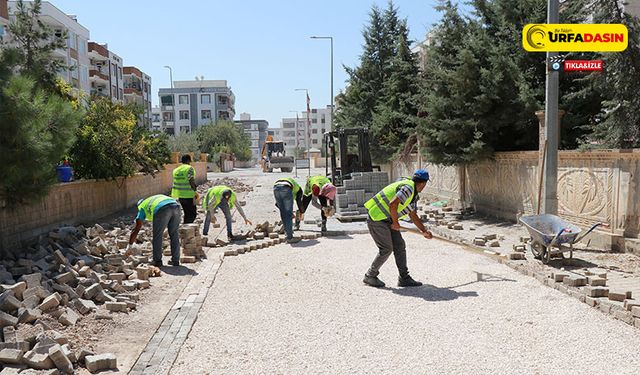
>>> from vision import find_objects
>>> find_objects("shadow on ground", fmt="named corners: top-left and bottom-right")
top-left (161, 265), bottom-right (199, 276)
top-left (389, 283), bottom-right (478, 302)
top-left (289, 239), bottom-right (320, 248)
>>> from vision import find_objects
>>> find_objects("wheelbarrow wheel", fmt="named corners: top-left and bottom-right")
top-left (541, 247), bottom-right (551, 264)
top-left (529, 242), bottom-right (544, 259)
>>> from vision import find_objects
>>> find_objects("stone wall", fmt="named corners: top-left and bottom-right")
top-left (384, 150), bottom-right (640, 250)
top-left (0, 162), bottom-right (207, 252)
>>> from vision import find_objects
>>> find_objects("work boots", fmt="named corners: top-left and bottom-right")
top-left (363, 274), bottom-right (385, 288)
top-left (398, 275), bottom-right (423, 287)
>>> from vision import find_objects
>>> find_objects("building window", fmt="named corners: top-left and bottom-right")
top-left (163, 112), bottom-right (174, 121)
top-left (321, 118), bottom-right (326, 124)
top-left (201, 110), bottom-right (211, 120)
top-left (312, 139), bottom-right (318, 144)
top-left (112, 85), bottom-right (116, 96)
top-left (179, 95), bottom-right (189, 104)
top-left (218, 111), bottom-right (229, 120)
top-left (201, 94), bottom-right (211, 104)
top-left (119, 88), bottom-right (123, 99)
top-left (218, 96), bottom-right (228, 105)
top-left (161, 95), bottom-right (174, 106)
top-left (311, 109), bottom-right (317, 113)
top-left (284, 131), bottom-right (295, 137)
top-left (312, 119), bottom-right (317, 123)
top-left (118, 67), bottom-right (122, 80)
top-left (283, 123), bottom-right (295, 129)
top-left (179, 110), bottom-right (190, 120)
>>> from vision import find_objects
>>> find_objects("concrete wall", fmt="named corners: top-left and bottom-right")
top-left (0, 162), bottom-right (207, 252)
top-left (385, 150), bottom-right (640, 251)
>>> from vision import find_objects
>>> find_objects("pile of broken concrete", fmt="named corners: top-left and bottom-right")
top-left (0, 223), bottom-right (160, 373)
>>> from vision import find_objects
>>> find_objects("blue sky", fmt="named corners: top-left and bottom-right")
top-left (51, 0), bottom-right (444, 128)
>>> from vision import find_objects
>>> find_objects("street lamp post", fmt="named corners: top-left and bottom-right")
top-left (542, 0), bottom-right (559, 215)
top-left (289, 110), bottom-right (300, 177)
top-left (163, 65), bottom-right (177, 134)
top-left (295, 88), bottom-right (311, 177)
top-left (310, 36), bottom-right (334, 131)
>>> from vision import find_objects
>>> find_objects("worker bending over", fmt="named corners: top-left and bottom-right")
top-left (273, 177), bottom-right (304, 243)
top-left (299, 175), bottom-right (336, 232)
top-left (362, 169), bottom-right (433, 288)
top-left (171, 154), bottom-right (198, 224)
top-left (129, 194), bottom-right (181, 267)
top-left (202, 185), bottom-right (252, 241)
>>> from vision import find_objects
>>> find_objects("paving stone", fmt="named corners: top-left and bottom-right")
top-left (473, 237), bottom-right (486, 246)
top-left (507, 252), bottom-right (525, 260)
top-left (18, 308), bottom-right (42, 324)
top-left (613, 310), bottom-right (634, 325)
top-left (105, 302), bottom-right (127, 313)
top-left (132, 280), bottom-right (150, 290)
top-left (22, 295), bottom-right (40, 310)
top-left (632, 306), bottom-right (640, 318)
top-left (552, 272), bottom-right (569, 282)
top-left (22, 287), bottom-right (50, 302)
top-left (624, 299), bottom-right (640, 312)
top-left (0, 282), bottom-right (27, 300)
top-left (586, 276), bottom-right (607, 287)
top-left (19, 273), bottom-right (43, 289)
top-left (53, 273), bottom-right (75, 285)
top-left (83, 284), bottom-right (102, 300)
top-left (223, 250), bottom-right (238, 256)
top-left (85, 353), bottom-right (117, 373)
top-left (180, 256), bottom-right (196, 263)
top-left (0, 291), bottom-right (22, 312)
top-left (135, 266), bottom-right (150, 281)
top-left (94, 290), bottom-right (116, 303)
top-left (37, 293), bottom-right (61, 312)
top-left (48, 345), bottom-right (73, 374)
top-left (0, 312), bottom-right (18, 328)
top-left (73, 299), bottom-right (97, 315)
top-left (108, 273), bottom-right (126, 282)
top-left (58, 308), bottom-right (79, 326)
top-left (635, 317), bottom-right (640, 329)
top-left (609, 291), bottom-right (629, 302)
top-left (0, 348), bottom-right (23, 364)
top-left (563, 275), bottom-right (587, 287)
top-left (584, 286), bottom-right (609, 298)
top-left (23, 349), bottom-right (55, 370)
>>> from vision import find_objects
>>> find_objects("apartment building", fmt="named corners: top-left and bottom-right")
top-left (87, 42), bottom-right (123, 102)
top-left (276, 105), bottom-right (333, 156)
top-left (151, 106), bottom-right (162, 132)
top-left (0, 0), bottom-right (9, 42)
top-left (8, 1), bottom-right (91, 96)
top-left (123, 66), bottom-right (152, 128)
top-left (234, 113), bottom-right (269, 161)
top-left (158, 80), bottom-right (235, 134)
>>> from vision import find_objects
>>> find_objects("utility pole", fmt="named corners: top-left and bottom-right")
top-left (163, 66), bottom-right (176, 134)
top-left (542, 0), bottom-right (560, 215)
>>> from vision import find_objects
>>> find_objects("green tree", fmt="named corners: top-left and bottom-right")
top-left (2, 0), bottom-right (71, 96)
top-left (168, 131), bottom-right (201, 158)
top-left (198, 121), bottom-right (252, 161)
top-left (335, 1), bottom-right (418, 163)
top-left (0, 73), bottom-right (81, 205)
top-left (71, 99), bottom-right (169, 179)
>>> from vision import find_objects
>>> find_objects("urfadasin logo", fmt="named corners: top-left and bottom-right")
top-left (523, 24), bottom-right (628, 52)
top-left (525, 24), bottom-right (547, 50)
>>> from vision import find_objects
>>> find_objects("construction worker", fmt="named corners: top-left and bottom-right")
top-left (171, 154), bottom-right (198, 224)
top-left (300, 175), bottom-right (336, 232)
top-left (362, 169), bottom-right (433, 288)
top-left (273, 177), bottom-right (304, 243)
top-left (128, 194), bottom-right (181, 267)
top-left (202, 185), bottom-right (252, 241)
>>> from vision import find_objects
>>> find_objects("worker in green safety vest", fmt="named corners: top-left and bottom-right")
top-left (273, 177), bottom-right (304, 243)
top-left (171, 154), bottom-right (198, 224)
top-left (202, 185), bottom-right (252, 241)
top-left (362, 169), bottom-right (433, 288)
top-left (300, 175), bottom-right (336, 232)
top-left (128, 194), bottom-right (181, 267)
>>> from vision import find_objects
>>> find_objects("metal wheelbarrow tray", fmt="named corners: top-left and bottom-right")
top-left (519, 214), bottom-right (603, 264)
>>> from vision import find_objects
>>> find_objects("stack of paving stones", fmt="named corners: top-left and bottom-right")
top-left (0, 223), bottom-right (165, 373)
top-left (172, 224), bottom-right (206, 264)
top-left (335, 172), bottom-right (389, 218)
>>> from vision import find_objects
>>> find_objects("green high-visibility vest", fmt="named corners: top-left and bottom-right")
top-left (275, 177), bottom-right (301, 196)
top-left (137, 195), bottom-right (176, 222)
top-left (364, 179), bottom-right (416, 221)
top-left (203, 185), bottom-right (236, 210)
top-left (304, 175), bottom-right (331, 196)
top-left (171, 164), bottom-right (196, 198)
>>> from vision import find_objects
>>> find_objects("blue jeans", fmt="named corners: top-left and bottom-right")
top-left (203, 199), bottom-right (233, 237)
top-left (274, 184), bottom-right (294, 239)
top-left (152, 204), bottom-right (181, 264)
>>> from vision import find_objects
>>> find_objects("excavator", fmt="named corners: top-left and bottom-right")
top-left (260, 135), bottom-right (294, 173)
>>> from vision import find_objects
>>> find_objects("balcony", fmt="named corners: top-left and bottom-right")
top-left (88, 42), bottom-right (109, 60)
top-left (124, 87), bottom-right (142, 96)
top-left (89, 69), bottom-right (109, 84)
top-left (90, 89), bottom-right (109, 98)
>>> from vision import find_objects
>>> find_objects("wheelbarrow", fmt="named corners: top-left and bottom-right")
top-left (519, 214), bottom-right (604, 264)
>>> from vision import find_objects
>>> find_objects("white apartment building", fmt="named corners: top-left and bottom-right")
top-left (124, 66), bottom-right (152, 127)
top-left (158, 80), bottom-right (235, 134)
top-left (87, 42), bottom-right (123, 103)
top-left (234, 113), bottom-right (269, 161)
top-left (151, 106), bottom-right (162, 132)
top-left (275, 105), bottom-right (333, 156)
top-left (0, 0), bottom-right (9, 42)
top-left (8, 1), bottom-right (91, 96)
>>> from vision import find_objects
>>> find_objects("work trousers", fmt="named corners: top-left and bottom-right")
top-left (179, 198), bottom-right (197, 224)
top-left (274, 184), bottom-right (295, 239)
top-left (152, 204), bottom-right (181, 264)
top-left (365, 218), bottom-right (409, 278)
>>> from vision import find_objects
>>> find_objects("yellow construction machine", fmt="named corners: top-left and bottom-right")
top-left (260, 136), bottom-right (294, 173)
